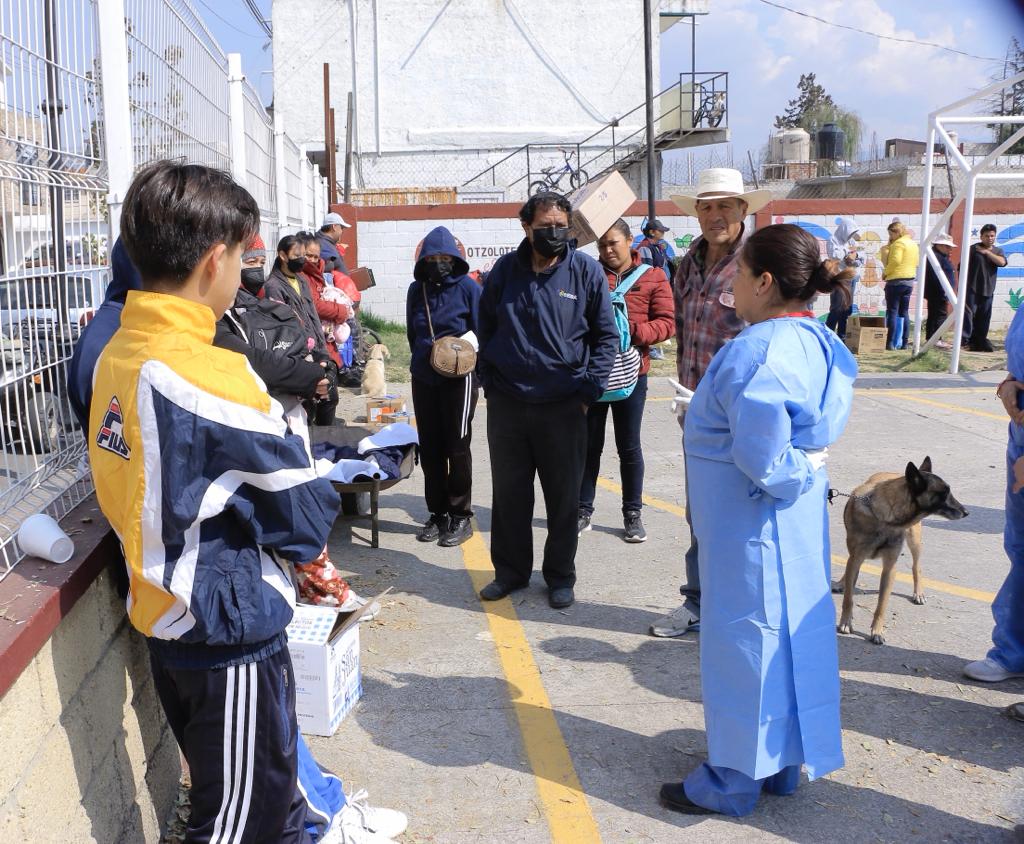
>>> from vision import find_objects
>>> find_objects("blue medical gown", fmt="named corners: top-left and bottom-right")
top-left (684, 317), bottom-right (857, 781)
top-left (992, 305), bottom-right (1024, 672)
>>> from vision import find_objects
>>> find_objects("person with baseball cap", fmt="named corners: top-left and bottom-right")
top-left (317, 210), bottom-right (352, 276)
top-left (636, 218), bottom-right (671, 272)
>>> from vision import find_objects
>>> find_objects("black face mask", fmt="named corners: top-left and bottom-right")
top-left (240, 267), bottom-right (265, 295)
top-left (286, 256), bottom-right (306, 275)
top-left (531, 226), bottom-right (570, 259)
top-left (424, 259), bottom-right (453, 285)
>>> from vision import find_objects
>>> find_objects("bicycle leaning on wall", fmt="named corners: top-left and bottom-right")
top-left (529, 148), bottom-right (589, 195)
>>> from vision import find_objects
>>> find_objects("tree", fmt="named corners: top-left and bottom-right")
top-left (989, 37), bottom-right (1024, 154)
top-left (773, 72), bottom-right (863, 162)
top-left (774, 73), bottom-right (835, 130)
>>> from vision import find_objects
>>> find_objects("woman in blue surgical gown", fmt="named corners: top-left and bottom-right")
top-left (660, 224), bottom-right (858, 816)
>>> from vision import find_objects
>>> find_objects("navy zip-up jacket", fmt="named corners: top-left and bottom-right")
top-left (478, 238), bottom-right (618, 404)
top-left (406, 226), bottom-right (481, 385)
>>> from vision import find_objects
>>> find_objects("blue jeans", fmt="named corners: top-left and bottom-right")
top-left (990, 440), bottom-right (1024, 672)
top-left (884, 281), bottom-right (913, 348)
top-left (684, 762), bottom-right (801, 816)
top-left (579, 374), bottom-right (647, 515)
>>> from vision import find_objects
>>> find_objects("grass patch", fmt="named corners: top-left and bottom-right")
top-left (358, 309), bottom-right (411, 383)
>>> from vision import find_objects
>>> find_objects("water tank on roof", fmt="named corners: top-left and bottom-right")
top-left (780, 128), bottom-right (810, 162)
top-left (818, 122), bottom-right (846, 160)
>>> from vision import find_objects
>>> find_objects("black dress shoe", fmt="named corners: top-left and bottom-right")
top-left (659, 782), bottom-right (717, 815)
top-left (548, 587), bottom-right (575, 608)
top-left (479, 580), bottom-right (527, 601)
top-left (439, 515), bottom-right (473, 547)
top-left (417, 514), bottom-right (447, 543)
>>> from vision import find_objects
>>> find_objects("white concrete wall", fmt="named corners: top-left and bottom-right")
top-left (272, 0), bottom-right (657, 181)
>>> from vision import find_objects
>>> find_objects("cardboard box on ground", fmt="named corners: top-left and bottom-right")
top-left (845, 316), bottom-right (888, 354)
top-left (286, 588), bottom-right (392, 737)
top-left (365, 396), bottom-right (407, 424)
top-left (568, 171), bottom-right (638, 248)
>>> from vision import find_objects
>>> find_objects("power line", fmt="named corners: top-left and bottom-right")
top-left (755, 0), bottom-right (1002, 63)
top-left (194, 0), bottom-right (264, 39)
top-left (243, 0), bottom-right (273, 38)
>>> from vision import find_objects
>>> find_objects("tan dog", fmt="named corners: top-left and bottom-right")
top-left (361, 343), bottom-right (390, 397)
top-left (833, 457), bottom-right (967, 645)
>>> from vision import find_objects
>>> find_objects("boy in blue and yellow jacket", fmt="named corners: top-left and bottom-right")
top-left (89, 161), bottom-right (339, 842)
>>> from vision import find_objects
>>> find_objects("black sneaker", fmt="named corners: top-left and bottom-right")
top-left (577, 511), bottom-right (592, 537)
top-left (417, 514), bottom-right (447, 543)
top-left (623, 510), bottom-right (647, 543)
top-left (439, 515), bottom-right (473, 547)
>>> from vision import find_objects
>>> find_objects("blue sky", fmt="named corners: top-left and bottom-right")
top-left (203, 0), bottom-right (1024, 167)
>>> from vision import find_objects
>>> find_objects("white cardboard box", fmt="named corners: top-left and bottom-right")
top-left (286, 591), bottom-right (387, 737)
top-left (568, 170), bottom-right (638, 247)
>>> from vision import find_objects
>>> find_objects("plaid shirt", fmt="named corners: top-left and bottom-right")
top-left (673, 231), bottom-right (748, 391)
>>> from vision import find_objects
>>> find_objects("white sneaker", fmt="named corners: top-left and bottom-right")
top-left (320, 815), bottom-right (393, 844)
top-left (339, 590), bottom-right (381, 622)
top-left (337, 789), bottom-right (408, 839)
top-left (963, 657), bottom-right (1024, 683)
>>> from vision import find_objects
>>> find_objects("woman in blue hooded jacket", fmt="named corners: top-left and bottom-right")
top-left (406, 226), bottom-right (481, 547)
top-left (660, 224), bottom-right (857, 817)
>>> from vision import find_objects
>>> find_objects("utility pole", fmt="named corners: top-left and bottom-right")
top-left (643, 0), bottom-right (656, 224)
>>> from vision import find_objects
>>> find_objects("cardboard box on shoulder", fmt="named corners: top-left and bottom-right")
top-left (568, 171), bottom-right (637, 248)
top-left (286, 589), bottom-right (390, 737)
top-left (365, 396), bottom-right (406, 424)
top-left (845, 316), bottom-right (887, 354)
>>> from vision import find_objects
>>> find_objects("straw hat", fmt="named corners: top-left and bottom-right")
top-left (670, 168), bottom-right (772, 216)
top-left (933, 233), bottom-right (956, 248)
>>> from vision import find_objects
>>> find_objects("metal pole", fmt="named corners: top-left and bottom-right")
top-left (323, 63), bottom-right (333, 198)
top-left (96, 0), bottom-right (133, 250)
top-left (227, 54), bottom-right (248, 188)
top-left (912, 122), bottom-right (938, 354)
top-left (344, 92), bottom-right (354, 204)
top-left (643, 0), bottom-right (656, 223)
top-left (42, 0), bottom-right (65, 277)
top-left (329, 107), bottom-right (338, 205)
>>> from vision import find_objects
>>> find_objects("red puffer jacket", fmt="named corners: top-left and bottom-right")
top-left (604, 252), bottom-right (675, 375)
top-left (304, 259), bottom-right (352, 367)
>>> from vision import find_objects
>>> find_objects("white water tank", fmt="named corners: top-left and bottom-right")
top-left (776, 128), bottom-right (811, 163)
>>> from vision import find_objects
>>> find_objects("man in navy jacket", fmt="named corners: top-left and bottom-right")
top-left (477, 192), bottom-right (618, 609)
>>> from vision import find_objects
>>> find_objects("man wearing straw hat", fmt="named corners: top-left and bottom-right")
top-left (649, 168), bottom-right (772, 639)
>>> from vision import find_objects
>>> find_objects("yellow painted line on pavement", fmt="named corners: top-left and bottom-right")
top-left (829, 555), bottom-right (996, 603)
top-left (460, 525), bottom-right (602, 844)
top-left (594, 478), bottom-right (995, 604)
top-left (868, 387), bottom-right (993, 395)
top-left (596, 477), bottom-right (686, 517)
top-left (868, 390), bottom-right (1006, 422)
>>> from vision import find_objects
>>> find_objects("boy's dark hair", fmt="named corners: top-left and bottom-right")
top-left (980, 223), bottom-right (997, 235)
top-left (519, 191), bottom-right (573, 226)
top-left (120, 160), bottom-right (259, 287)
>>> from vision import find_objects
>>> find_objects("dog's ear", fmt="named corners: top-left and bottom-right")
top-left (919, 456), bottom-right (932, 474)
top-left (905, 461), bottom-right (927, 495)
top-left (383, 345), bottom-right (391, 360)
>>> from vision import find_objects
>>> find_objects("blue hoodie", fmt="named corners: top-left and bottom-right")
top-left (405, 226), bottom-right (481, 385)
top-left (67, 238), bottom-right (142, 430)
top-left (478, 238), bottom-right (618, 404)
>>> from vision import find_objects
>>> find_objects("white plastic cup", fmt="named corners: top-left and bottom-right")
top-left (17, 513), bottom-right (74, 564)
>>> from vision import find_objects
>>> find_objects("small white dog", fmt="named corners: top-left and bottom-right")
top-left (361, 343), bottom-right (390, 397)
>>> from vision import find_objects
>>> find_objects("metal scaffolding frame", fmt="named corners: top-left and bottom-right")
top-left (912, 70), bottom-right (1024, 372)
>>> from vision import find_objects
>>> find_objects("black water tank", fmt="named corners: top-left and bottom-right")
top-left (817, 122), bottom-right (846, 160)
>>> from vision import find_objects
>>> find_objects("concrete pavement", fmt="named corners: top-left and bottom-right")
top-left (312, 373), bottom-right (1023, 843)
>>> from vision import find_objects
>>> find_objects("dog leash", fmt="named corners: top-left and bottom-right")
top-left (827, 489), bottom-right (872, 506)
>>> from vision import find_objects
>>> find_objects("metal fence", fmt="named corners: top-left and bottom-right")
top-left (0, 0), bottom-right (326, 579)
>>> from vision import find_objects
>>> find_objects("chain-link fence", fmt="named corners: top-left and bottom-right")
top-left (0, 0), bottom-right (325, 579)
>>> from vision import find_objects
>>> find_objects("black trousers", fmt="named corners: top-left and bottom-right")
top-left (411, 374), bottom-right (478, 518)
top-left (487, 390), bottom-right (587, 590)
top-left (962, 286), bottom-right (994, 348)
top-left (303, 385), bottom-right (338, 426)
top-left (925, 298), bottom-right (948, 340)
top-left (579, 374), bottom-right (647, 515)
top-left (149, 645), bottom-right (309, 843)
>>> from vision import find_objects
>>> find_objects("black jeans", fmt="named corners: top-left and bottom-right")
top-left (884, 281), bottom-right (913, 348)
top-left (579, 374), bottom-right (647, 515)
top-left (962, 286), bottom-right (994, 348)
top-left (925, 298), bottom-right (948, 340)
top-left (411, 375), bottom-right (477, 518)
top-left (487, 390), bottom-right (587, 590)
top-left (825, 289), bottom-right (851, 339)
top-left (303, 385), bottom-right (338, 426)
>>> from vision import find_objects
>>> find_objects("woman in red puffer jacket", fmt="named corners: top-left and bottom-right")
top-left (577, 218), bottom-right (675, 544)
top-left (299, 232), bottom-right (353, 369)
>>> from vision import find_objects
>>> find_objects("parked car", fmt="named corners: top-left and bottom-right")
top-left (0, 327), bottom-right (64, 453)
top-left (0, 273), bottom-right (97, 342)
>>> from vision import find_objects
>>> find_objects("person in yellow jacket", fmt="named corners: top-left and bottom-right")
top-left (882, 221), bottom-right (919, 350)
top-left (89, 160), bottom-right (341, 842)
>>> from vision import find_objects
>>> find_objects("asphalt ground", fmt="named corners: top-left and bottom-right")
top-left (312, 372), bottom-right (1024, 843)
